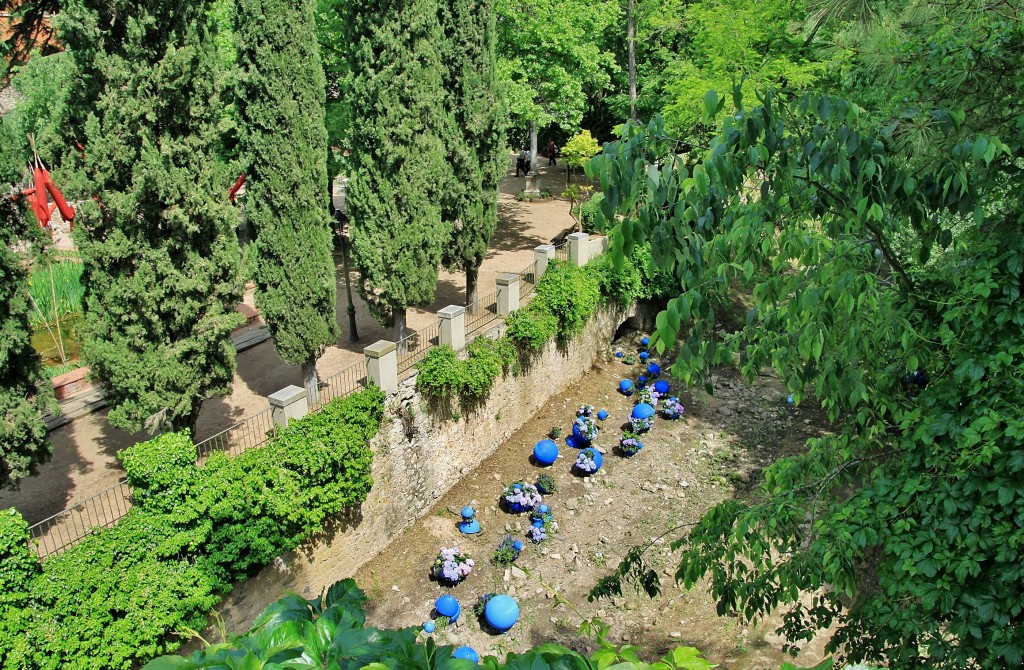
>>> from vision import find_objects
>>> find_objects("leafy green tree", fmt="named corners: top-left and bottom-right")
top-left (439, 0), bottom-right (509, 305)
top-left (0, 119), bottom-right (53, 489)
top-left (52, 0), bottom-right (243, 434)
top-left (346, 0), bottom-right (450, 340)
top-left (588, 60), bottom-right (1024, 670)
top-left (234, 0), bottom-right (339, 402)
top-left (495, 0), bottom-right (619, 162)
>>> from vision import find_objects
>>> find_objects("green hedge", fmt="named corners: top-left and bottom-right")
top-left (0, 387), bottom-right (384, 670)
top-left (415, 337), bottom-right (517, 404)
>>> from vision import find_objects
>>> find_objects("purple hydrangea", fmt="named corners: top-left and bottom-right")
top-left (629, 415), bottom-right (654, 432)
top-left (573, 415), bottom-right (599, 441)
top-left (637, 387), bottom-right (660, 407)
top-left (528, 524), bottom-right (547, 543)
top-left (575, 448), bottom-right (599, 473)
top-left (432, 546), bottom-right (474, 583)
top-left (662, 397), bottom-right (684, 419)
top-left (503, 482), bottom-right (543, 509)
top-left (620, 433), bottom-right (642, 455)
top-left (576, 404), bottom-right (595, 417)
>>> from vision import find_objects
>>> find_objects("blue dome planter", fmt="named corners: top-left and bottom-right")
top-left (453, 646), bottom-right (480, 663)
top-left (630, 403), bottom-right (655, 433)
top-left (662, 397), bottom-right (684, 420)
top-left (484, 595), bottom-right (520, 633)
top-left (458, 507), bottom-right (481, 534)
top-left (618, 379), bottom-right (634, 396)
top-left (435, 595), bottom-right (461, 623)
top-left (615, 351), bottom-right (624, 358)
top-left (619, 433), bottom-right (643, 456)
top-left (572, 416), bottom-right (598, 446)
top-left (503, 481), bottom-right (541, 514)
top-left (638, 375), bottom-right (647, 386)
top-left (639, 351), bottom-right (650, 361)
top-left (596, 409), bottom-right (609, 421)
top-left (533, 439), bottom-right (558, 466)
top-left (575, 447), bottom-right (603, 474)
top-left (653, 379), bottom-right (670, 395)
top-left (423, 621), bottom-right (436, 633)
top-left (647, 363), bottom-right (661, 378)
top-left (641, 336), bottom-right (650, 348)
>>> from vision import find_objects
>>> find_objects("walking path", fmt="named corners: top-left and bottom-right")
top-left (0, 161), bottom-right (579, 526)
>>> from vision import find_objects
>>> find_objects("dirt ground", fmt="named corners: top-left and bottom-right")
top-left (350, 337), bottom-right (834, 668)
top-left (1, 159), bottom-right (578, 524)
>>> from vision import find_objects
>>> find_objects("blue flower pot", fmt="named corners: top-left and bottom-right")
top-left (632, 403), bottom-right (655, 420)
top-left (653, 380), bottom-right (670, 395)
top-left (577, 449), bottom-right (603, 473)
top-left (638, 375), bottom-right (647, 386)
top-left (507, 501), bottom-right (528, 514)
top-left (647, 363), bottom-right (661, 378)
top-left (597, 409), bottom-right (609, 421)
top-left (453, 646), bottom-right (480, 663)
top-left (615, 351), bottom-right (623, 358)
top-left (572, 423), bottom-right (593, 445)
top-left (423, 621), bottom-right (436, 633)
top-left (641, 337), bottom-right (650, 347)
top-left (533, 439), bottom-right (559, 466)
top-left (435, 595), bottom-right (461, 622)
top-left (484, 595), bottom-right (520, 633)
top-left (639, 351), bottom-right (650, 361)
top-left (618, 379), bottom-right (634, 395)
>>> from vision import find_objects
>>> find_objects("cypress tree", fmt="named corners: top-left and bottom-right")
top-left (234, 0), bottom-right (339, 402)
top-left (347, 0), bottom-right (450, 340)
top-left (440, 0), bottom-right (508, 305)
top-left (58, 0), bottom-right (244, 433)
top-left (0, 119), bottom-right (53, 489)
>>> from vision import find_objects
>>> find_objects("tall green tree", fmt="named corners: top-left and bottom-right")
top-left (346, 0), bottom-right (449, 340)
top-left (440, 0), bottom-right (508, 305)
top-left (56, 0), bottom-right (243, 434)
top-left (588, 4), bottom-right (1024, 663)
top-left (234, 0), bottom-right (339, 402)
top-left (0, 119), bottom-right (53, 489)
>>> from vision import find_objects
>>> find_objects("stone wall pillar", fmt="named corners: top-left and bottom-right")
top-left (496, 273), bottom-right (521, 316)
top-left (534, 244), bottom-right (555, 280)
top-left (568, 232), bottom-right (590, 267)
top-left (438, 305), bottom-right (466, 350)
top-left (364, 340), bottom-right (398, 393)
top-left (268, 385), bottom-right (308, 430)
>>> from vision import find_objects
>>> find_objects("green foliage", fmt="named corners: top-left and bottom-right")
top-left (143, 578), bottom-right (733, 669)
top-left (562, 129), bottom-right (601, 170)
top-left (0, 388), bottom-right (383, 669)
top-left (346, 0), bottom-right (450, 331)
top-left (0, 118), bottom-right (53, 490)
top-left (532, 260), bottom-right (601, 343)
top-left (25, 261), bottom-right (84, 329)
top-left (235, 0), bottom-right (339, 370)
top-left (587, 30), bottom-right (1024, 664)
top-left (587, 251), bottom-right (643, 305)
top-left (58, 0), bottom-right (244, 434)
top-left (118, 431), bottom-right (197, 510)
top-left (416, 338), bottom-right (516, 405)
top-left (579, 192), bottom-right (605, 232)
top-left (504, 304), bottom-right (558, 351)
top-left (0, 510), bottom-right (38, 608)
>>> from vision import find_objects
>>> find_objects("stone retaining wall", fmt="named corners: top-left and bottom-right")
top-left (208, 302), bottom-right (638, 635)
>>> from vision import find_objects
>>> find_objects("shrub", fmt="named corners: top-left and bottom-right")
top-left (0, 510), bottom-right (37, 606)
top-left (587, 251), bottom-right (643, 305)
top-left (416, 338), bottom-right (516, 404)
top-left (118, 431), bottom-right (197, 510)
top-left (1, 387), bottom-right (384, 670)
top-left (504, 306), bottom-right (558, 352)
top-left (630, 242), bottom-right (677, 301)
top-left (532, 261), bottom-right (601, 343)
top-left (580, 192), bottom-right (606, 232)
top-left (414, 345), bottom-right (462, 398)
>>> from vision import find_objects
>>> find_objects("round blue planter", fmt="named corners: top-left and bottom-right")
top-left (533, 439), bottom-right (558, 466)
top-left (453, 646), bottom-right (480, 663)
top-left (435, 595), bottom-right (461, 623)
top-left (653, 380), bottom-right (670, 395)
top-left (578, 449), bottom-right (604, 473)
top-left (596, 409), bottom-right (609, 421)
top-left (572, 423), bottom-right (594, 445)
top-left (632, 403), bottom-right (655, 420)
top-left (532, 518), bottom-right (544, 528)
top-left (620, 440), bottom-right (643, 456)
top-left (641, 337), bottom-right (650, 347)
top-left (423, 621), bottom-right (435, 633)
top-left (615, 351), bottom-right (623, 358)
top-left (787, 394), bottom-right (794, 404)
top-left (638, 375), bottom-right (647, 386)
top-left (513, 540), bottom-right (524, 551)
top-left (647, 363), bottom-right (661, 378)
top-left (618, 379), bottom-right (634, 395)
top-left (507, 501), bottom-right (528, 514)
top-left (639, 351), bottom-right (650, 361)
top-left (484, 595), bottom-right (520, 633)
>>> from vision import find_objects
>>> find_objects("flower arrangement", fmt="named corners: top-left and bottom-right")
top-left (432, 546), bottom-right (474, 584)
top-left (535, 473), bottom-right (557, 494)
top-left (503, 481), bottom-right (542, 511)
top-left (576, 404), bottom-right (595, 418)
top-left (573, 415), bottom-right (599, 442)
top-left (629, 414), bottom-right (654, 433)
top-left (528, 524), bottom-right (548, 543)
top-left (493, 534), bottom-right (524, 564)
top-left (575, 448), bottom-right (600, 473)
top-left (619, 431), bottom-right (643, 456)
top-left (662, 397), bottom-right (684, 419)
top-left (622, 353), bottom-right (637, 365)
top-left (474, 593), bottom-right (496, 617)
top-left (637, 387), bottom-right (660, 406)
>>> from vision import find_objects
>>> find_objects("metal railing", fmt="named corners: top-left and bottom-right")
top-left (313, 360), bottom-right (369, 411)
top-left (28, 479), bottom-right (133, 558)
top-left (195, 407), bottom-right (277, 461)
top-left (397, 322), bottom-right (440, 376)
top-left (554, 241), bottom-right (569, 262)
top-left (518, 261), bottom-right (536, 301)
top-left (465, 291), bottom-right (499, 336)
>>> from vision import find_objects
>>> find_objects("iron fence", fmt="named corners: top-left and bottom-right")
top-left (195, 407), bottom-right (277, 461)
top-left (28, 479), bottom-right (133, 558)
top-left (397, 322), bottom-right (441, 377)
top-left (314, 360), bottom-right (369, 410)
top-left (554, 241), bottom-right (569, 262)
top-left (518, 261), bottom-right (536, 301)
top-left (465, 291), bottom-right (499, 336)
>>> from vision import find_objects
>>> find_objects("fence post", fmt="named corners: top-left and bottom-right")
top-left (365, 340), bottom-right (399, 393)
top-left (268, 385), bottom-right (309, 430)
top-left (438, 305), bottom-right (466, 350)
top-left (534, 244), bottom-right (555, 280)
top-left (496, 273), bottom-right (521, 316)
top-left (568, 232), bottom-right (590, 267)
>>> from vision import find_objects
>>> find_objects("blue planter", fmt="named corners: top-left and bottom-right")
top-left (435, 595), bottom-right (461, 623)
top-left (453, 646), bottom-right (480, 663)
top-left (618, 379), bottom-right (634, 395)
top-left (653, 380), bottom-right (670, 395)
top-left (577, 448), bottom-right (604, 474)
top-left (484, 595), bottom-right (520, 633)
top-left (423, 621), bottom-right (436, 633)
top-left (596, 409), bottom-right (609, 421)
top-left (641, 337), bottom-right (650, 347)
top-left (639, 351), bottom-right (650, 361)
top-left (631, 403), bottom-right (655, 420)
top-left (572, 423), bottom-right (594, 445)
top-left (507, 501), bottom-right (528, 514)
top-left (647, 363), bottom-right (661, 378)
top-left (533, 439), bottom-right (559, 466)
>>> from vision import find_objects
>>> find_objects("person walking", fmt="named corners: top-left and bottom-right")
top-left (547, 140), bottom-right (557, 165)
top-left (516, 147), bottom-right (527, 177)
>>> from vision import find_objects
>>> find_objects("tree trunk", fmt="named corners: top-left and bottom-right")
top-left (393, 307), bottom-right (408, 343)
top-left (627, 0), bottom-right (637, 122)
top-left (529, 122), bottom-right (538, 174)
top-left (466, 266), bottom-right (479, 307)
top-left (171, 402), bottom-right (203, 438)
top-left (302, 356), bottom-right (320, 407)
